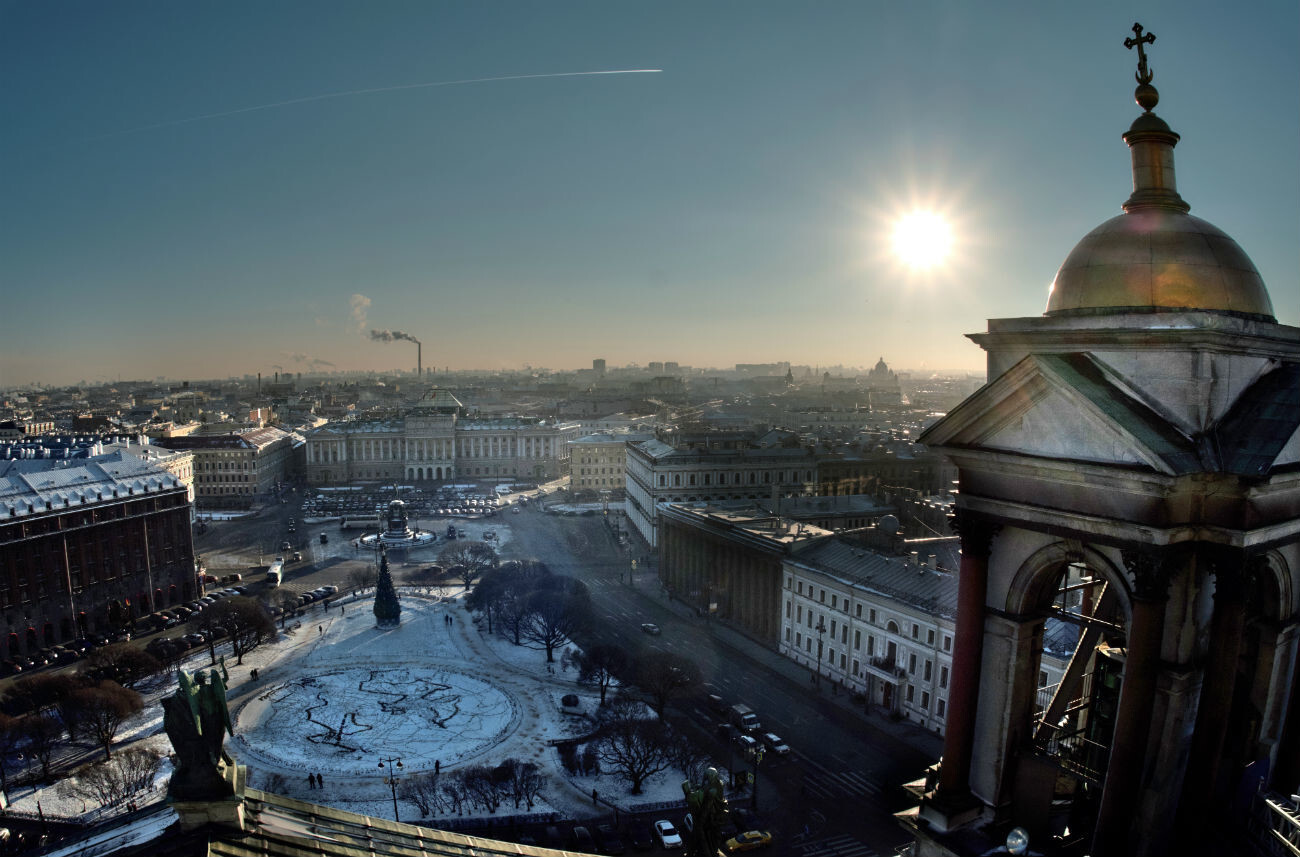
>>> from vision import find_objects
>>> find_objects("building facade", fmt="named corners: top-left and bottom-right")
top-left (155, 426), bottom-right (294, 508)
top-left (568, 431), bottom-right (653, 496)
top-left (303, 391), bottom-right (581, 486)
top-left (0, 452), bottom-right (196, 657)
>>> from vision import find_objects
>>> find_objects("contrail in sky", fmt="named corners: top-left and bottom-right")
top-left (92, 69), bottom-right (662, 139)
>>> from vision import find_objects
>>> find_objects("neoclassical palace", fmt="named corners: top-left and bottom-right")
top-left (303, 390), bottom-right (581, 485)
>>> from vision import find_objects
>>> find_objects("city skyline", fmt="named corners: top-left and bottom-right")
top-left (3, 1), bottom-right (1297, 388)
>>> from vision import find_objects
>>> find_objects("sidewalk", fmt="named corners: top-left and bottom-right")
top-left (627, 565), bottom-right (945, 764)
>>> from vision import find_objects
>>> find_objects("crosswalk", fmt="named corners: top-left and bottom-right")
top-left (798, 833), bottom-right (879, 857)
top-left (801, 767), bottom-right (883, 802)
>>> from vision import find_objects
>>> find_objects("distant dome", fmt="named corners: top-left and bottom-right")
top-left (1046, 208), bottom-right (1273, 319)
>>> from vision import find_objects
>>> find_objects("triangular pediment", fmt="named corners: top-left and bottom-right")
top-left (920, 354), bottom-right (1198, 475)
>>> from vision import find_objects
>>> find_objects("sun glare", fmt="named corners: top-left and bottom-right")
top-left (892, 211), bottom-right (954, 269)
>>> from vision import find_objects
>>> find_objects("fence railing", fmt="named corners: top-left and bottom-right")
top-left (1031, 723), bottom-right (1109, 784)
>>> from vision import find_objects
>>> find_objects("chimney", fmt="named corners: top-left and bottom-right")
top-left (417, 341), bottom-right (422, 379)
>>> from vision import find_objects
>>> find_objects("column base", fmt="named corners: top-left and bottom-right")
top-left (918, 787), bottom-right (984, 834)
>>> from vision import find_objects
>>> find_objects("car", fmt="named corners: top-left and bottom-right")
top-left (640, 623), bottom-right (661, 635)
top-left (483, 531), bottom-right (495, 540)
top-left (322, 585), bottom-right (338, 595)
top-left (717, 722), bottom-right (740, 742)
top-left (571, 826), bottom-right (595, 852)
top-left (654, 820), bottom-right (683, 850)
top-left (292, 551), bottom-right (302, 562)
top-left (706, 693), bottom-right (728, 714)
top-left (725, 831), bottom-right (772, 853)
top-left (734, 733), bottom-right (759, 755)
top-left (596, 824), bottom-right (626, 855)
top-left (729, 808), bottom-right (760, 832)
top-left (280, 541), bottom-right (292, 551)
top-left (627, 822), bottom-right (654, 851)
top-left (761, 733), bottom-right (790, 756)
top-left (183, 633), bottom-right (206, 647)
top-left (0, 660), bottom-right (22, 677)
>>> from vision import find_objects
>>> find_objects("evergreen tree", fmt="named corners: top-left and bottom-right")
top-left (373, 545), bottom-right (402, 627)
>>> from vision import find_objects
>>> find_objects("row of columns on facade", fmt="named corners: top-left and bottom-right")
top-left (925, 509), bottom-right (1275, 854)
top-left (310, 437), bottom-right (560, 464)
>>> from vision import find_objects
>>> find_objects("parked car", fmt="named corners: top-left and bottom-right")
top-left (640, 623), bottom-right (661, 635)
top-left (734, 733), bottom-right (759, 755)
top-left (596, 825), bottom-right (626, 855)
top-left (627, 822), bottom-right (655, 851)
top-left (654, 820), bottom-right (683, 850)
top-left (571, 826), bottom-right (595, 852)
top-left (761, 733), bottom-right (790, 756)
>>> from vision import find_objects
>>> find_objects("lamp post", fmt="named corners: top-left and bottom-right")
top-left (377, 756), bottom-right (403, 821)
top-left (750, 745), bottom-right (765, 809)
top-left (815, 616), bottom-right (827, 687)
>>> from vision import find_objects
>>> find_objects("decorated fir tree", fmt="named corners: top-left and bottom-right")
top-left (373, 545), bottom-right (401, 627)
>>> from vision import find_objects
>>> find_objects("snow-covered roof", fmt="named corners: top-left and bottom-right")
top-left (0, 450), bottom-right (185, 521)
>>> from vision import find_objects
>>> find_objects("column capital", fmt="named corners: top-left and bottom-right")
top-left (949, 509), bottom-right (1001, 559)
top-left (1122, 547), bottom-right (1174, 602)
top-left (1206, 547), bottom-right (1270, 604)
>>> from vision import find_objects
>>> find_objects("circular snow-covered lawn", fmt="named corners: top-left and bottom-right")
top-left (235, 664), bottom-right (518, 775)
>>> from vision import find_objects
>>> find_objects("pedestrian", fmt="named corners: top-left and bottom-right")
top-left (434, 760), bottom-right (440, 774)
top-left (307, 774), bottom-right (315, 790)
top-left (341, 606), bottom-right (344, 615)
top-left (318, 625), bottom-right (323, 635)
top-left (592, 788), bottom-right (598, 806)
top-left (316, 773), bottom-right (324, 789)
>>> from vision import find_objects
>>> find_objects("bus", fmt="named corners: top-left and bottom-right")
top-left (267, 558), bottom-right (284, 586)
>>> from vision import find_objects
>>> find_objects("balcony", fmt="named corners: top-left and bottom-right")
top-left (865, 655), bottom-right (907, 683)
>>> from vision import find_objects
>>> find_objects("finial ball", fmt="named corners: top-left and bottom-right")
top-left (1134, 82), bottom-right (1159, 112)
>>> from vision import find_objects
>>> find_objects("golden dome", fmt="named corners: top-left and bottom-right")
top-left (1046, 208), bottom-right (1274, 319)
top-left (1046, 29), bottom-right (1275, 321)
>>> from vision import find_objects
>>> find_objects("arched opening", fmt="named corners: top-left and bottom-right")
top-left (1002, 544), bottom-right (1134, 851)
top-left (25, 627), bottom-right (38, 652)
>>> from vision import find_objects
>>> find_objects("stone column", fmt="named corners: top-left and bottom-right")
top-left (1177, 549), bottom-right (1253, 836)
top-left (1092, 548), bottom-right (1172, 856)
top-left (921, 509), bottom-right (999, 830)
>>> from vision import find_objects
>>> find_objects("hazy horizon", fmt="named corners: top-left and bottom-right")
top-left (3, 2), bottom-right (1297, 389)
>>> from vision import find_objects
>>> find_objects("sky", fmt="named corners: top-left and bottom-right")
top-left (2, 1), bottom-right (1297, 388)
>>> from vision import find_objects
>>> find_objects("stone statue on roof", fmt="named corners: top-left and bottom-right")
top-left (163, 662), bottom-right (238, 800)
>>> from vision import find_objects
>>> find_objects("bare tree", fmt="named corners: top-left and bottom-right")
top-left (274, 590), bottom-right (302, 628)
top-left (461, 764), bottom-right (503, 812)
top-left (67, 681), bottom-right (143, 760)
top-left (634, 651), bottom-right (702, 717)
top-left (398, 770), bottom-right (442, 818)
top-left (347, 566), bottom-right (379, 595)
top-left (519, 583), bottom-right (592, 663)
top-left (81, 644), bottom-right (163, 690)
top-left (496, 758), bottom-right (545, 810)
top-left (207, 596), bottom-right (277, 665)
top-left (590, 697), bottom-right (674, 795)
top-left (670, 737), bottom-right (714, 784)
top-left (3, 673), bottom-right (81, 719)
top-left (18, 712), bottom-right (63, 782)
top-left (575, 643), bottom-right (631, 706)
top-left (55, 747), bottom-right (161, 808)
top-left (439, 541), bottom-right (498, 589)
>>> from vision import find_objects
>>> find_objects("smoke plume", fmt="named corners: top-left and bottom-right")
top-left (350, 294), bottom-right (371, 334)
top-left (370, 329), bottom-right (421, 345)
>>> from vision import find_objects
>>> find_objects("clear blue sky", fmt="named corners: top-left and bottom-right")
top-left (2, 1), bottom-right (1297, 387)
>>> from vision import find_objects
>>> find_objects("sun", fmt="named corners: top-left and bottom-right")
top-left (891, 211), bottom-right (954, 269)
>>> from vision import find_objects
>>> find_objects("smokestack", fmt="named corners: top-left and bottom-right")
top-left (258, 372), bottom-right (261, 393)
top-left (417, 341), bottom-right (422, 379)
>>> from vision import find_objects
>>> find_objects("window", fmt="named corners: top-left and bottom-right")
top-left (937, 699), bottom-right (946, 718)
top-left (943, 634), bottom-right (952, 652)
top-left (869, 609), bottom-right (877, 624)
top-left (924, 660), bottom-right (932, 682)
top-left (1039, 670), bottom-right (1049, 688)
top-left (819, 589), bottom-right (825, 604)
top-left (830, 620), bottom-right (837, 637)
top-left (921, 691), bottom-right (930, 710)
top-left (867, 636), bottom-right (875, 655)
top-left (907, 685), bottom-right (915, 703)
top-left (786, 575), bottom-right (792, 589)
top-left (831, 595), bottom-right (837, 609)
top-left (796, 605), bottom-right (802, 623)
top-left (796, 632), bottom-right (801, 647)
top-left (805, 638), bottom-right (812, 653)
top-left (829, 648), bottom-right (836, 665)
top-left (785, 628), bottom-right (791, 642)
top-left (786, 600), bottom-right (791, 618)
top-left (940, 666), bottom-right (949, 689)
top-left (854, 630), bottom-right (861, 649)
top-left (840, 653), bottom-right (847, 669)
top-left (911, 623), bottom-right (919, 639)
top-left (797, 582), bottom-right (803, 595)
top-left (855, 604), bottom-right (862, 618)
top-left (927, 629), bottom-right (935, 646)
top-left (853, 659), bottom-right (860, 676)
top-left (842, 626), bottom-right (848, 645)
top-left (909, 654), bottom-right (917, 674)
